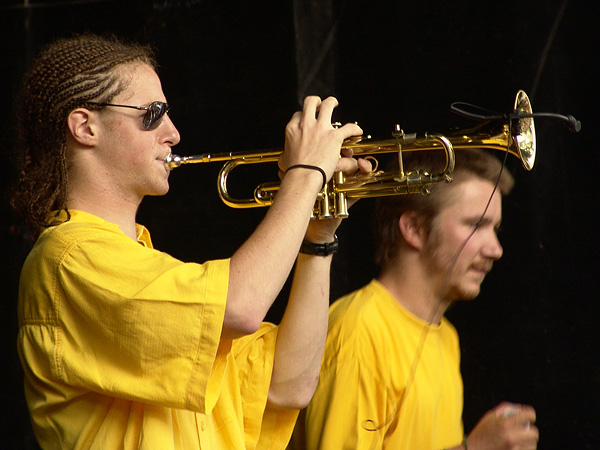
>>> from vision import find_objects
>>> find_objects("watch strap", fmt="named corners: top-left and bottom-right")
top-left (299, 235), bottom-right (339, 256)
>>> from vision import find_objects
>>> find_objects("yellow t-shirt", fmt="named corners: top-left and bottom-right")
top-left (305, 279), bottom-right (464, 450)
top-left (17, 210), bottom-right (297, 450)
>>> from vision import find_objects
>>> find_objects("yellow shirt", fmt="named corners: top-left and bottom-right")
top-left (305, 280), bottom-right (464, 450)
top-left (17, 210), bottom-right (297, 450)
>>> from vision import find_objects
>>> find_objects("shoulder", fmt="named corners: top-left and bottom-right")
top-left (325, 281), bottom-right (398, 363)
top-left (328, 281), bottom-right (382, 333)
top-left (23, 211), bottom-right (189, 286)
top-left (37, 210), bottom-right (129, 249)
top-left (329, 280), bottom-right (400, 331)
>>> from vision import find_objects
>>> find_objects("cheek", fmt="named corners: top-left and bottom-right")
top-left (457, 242), bottom-right (479, 265)
top-left (437, 229), bottom-right (481, 269)
top-left (119, 136), bottom-right (155, 166)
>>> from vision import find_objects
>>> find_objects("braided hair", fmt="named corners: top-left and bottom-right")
top-left (10, 33), bottom-right (156, 239)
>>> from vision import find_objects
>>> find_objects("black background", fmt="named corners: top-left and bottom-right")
top-left (0, 1), bottom-right (597, 449)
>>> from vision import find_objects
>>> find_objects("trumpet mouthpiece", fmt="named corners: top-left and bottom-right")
top-left (164, 153), bottom-right (183, 171)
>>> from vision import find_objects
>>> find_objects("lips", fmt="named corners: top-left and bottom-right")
top-left (470, 263), bottom-right (492, 276)
top-left (156, 155), bottom-right (171, 173)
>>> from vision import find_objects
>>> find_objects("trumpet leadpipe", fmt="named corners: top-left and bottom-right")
top-left (164, 150), bottom-right (282, 171)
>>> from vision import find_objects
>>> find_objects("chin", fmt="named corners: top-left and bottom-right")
top-left (147, 184), bottom-right (170, 197)
top-left (447, 285), bottom-right (481, 301)
top-left (158, 177), bottom-right (171, 194)
top-left (460, 285), bottom-right (482, 300)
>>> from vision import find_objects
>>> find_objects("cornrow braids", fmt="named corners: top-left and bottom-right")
top-left (10, 33), bottom-right (157, 239)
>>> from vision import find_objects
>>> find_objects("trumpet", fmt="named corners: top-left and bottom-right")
top-left (165, 90), bottom-right (536, 219)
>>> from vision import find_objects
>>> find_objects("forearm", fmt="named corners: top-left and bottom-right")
top-left (268, 251), bottom-right (331, 408)
top-left (223, 96), bottom-right (363, 339)
top-left (224, 168), bottom-right (322, 338)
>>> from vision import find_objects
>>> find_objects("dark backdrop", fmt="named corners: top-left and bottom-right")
top-left (1, 1), bottom-right (597, 449)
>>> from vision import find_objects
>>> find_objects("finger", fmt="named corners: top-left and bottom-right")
top-left (315, 96), bottom-right (339, 123)
top-left (335, 156), bottom-right (359, 175)
top-left (357, 157), bottom-right (373, 173)
top-left (518, 408), bottom-right (537, 432)
top-left (288, 110), bottom-right (303, 126)
top-left (284, 111), bottom-right (304, 143)
top-left (302, 96), bottom-right (323, 120)
top-left (496, 403), bottom-right (522, 418)
top-left (338, 122), bottom-right (363, 140)
top-left (336, 156), bottom-right (373, 174)
top-left (340, 147), bottom-right (354, 158)
top-left (520, 423), bottom-right (540, 449)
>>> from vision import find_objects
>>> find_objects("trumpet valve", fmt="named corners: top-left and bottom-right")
top-left (317, 183), bottom-right (333, 220)
top-left (392, 124), bottom-right (405, 139)
top-left (333, 172), bottom-right (349, 219)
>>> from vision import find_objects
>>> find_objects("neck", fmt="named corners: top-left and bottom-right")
top-left (66, 176), bottom-right (141, 241)
top-left (67, 195), bottom-right (140, 240)
top-left (65, 143), bottom-right (145, 240)
top-left (377, 258), bottom-right (451, 324)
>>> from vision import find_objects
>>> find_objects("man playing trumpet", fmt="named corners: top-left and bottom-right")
top-left (10, 33), bottom-right (369, 450)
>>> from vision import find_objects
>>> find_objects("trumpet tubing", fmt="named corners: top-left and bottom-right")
top-left (164, 90), bottom-right (536, 219)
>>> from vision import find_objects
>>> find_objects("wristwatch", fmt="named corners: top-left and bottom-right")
top-left (299, 235), bottom-right (339, 256)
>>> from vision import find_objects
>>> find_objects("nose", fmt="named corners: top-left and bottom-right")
top-left (483, 231), bottom-right (504, 261)
top-left (162, 114), bottom-right (181, 146)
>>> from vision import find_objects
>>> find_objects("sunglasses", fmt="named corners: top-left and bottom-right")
top-left (86, 101), bottom-right (171, 130)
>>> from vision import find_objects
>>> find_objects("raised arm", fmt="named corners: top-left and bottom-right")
top-left (222, 96), bottom-right (362, 339)
top-left (268, 149), bottom-right (372, 408)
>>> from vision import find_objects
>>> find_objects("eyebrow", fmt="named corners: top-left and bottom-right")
top-left (472, 215), bottom-right (502, 228)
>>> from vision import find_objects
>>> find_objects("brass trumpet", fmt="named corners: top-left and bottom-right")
top-left (165, 90), bottom-right (536, 219)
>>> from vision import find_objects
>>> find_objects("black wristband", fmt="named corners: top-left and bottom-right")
top-left (299, 235), bottom-right (338, 256)
top-left (285, 164), bottom-right (327, 190)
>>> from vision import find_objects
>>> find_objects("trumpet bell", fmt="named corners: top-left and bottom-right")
top-left (512, 89), bottom-right (536, 170)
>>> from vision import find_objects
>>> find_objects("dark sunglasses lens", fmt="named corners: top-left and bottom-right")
top-left (144, 102), bottom-right (169, 130)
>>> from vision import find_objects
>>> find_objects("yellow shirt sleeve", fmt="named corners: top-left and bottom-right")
top-left (213, 324), bottom-right (300, 450)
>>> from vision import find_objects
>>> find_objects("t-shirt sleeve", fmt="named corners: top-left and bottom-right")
top-left (23, 230), bottom-right (230, 413)
top-left (231, 324), bottom-right (300, 450)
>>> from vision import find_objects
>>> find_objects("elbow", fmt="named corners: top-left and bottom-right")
top-left (222, 284), bottom-right (271, 339)
top-left (291, 385), bottom-right (318, 410)
top-left (268, 376), bottom-right (319, 410)
top-left (296, 376), bottom-right (320, 409)
top-left (222, 305), bottom-right (264, 339)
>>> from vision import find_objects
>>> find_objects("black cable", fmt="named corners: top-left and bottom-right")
top-left (450, 101), bottom-right (581, 133)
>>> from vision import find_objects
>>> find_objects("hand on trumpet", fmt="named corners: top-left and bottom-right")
top-left (278, 96), bottom-right (363, 184)
top-left (305, 147), bottom-right (373, 244)
top-left (277, 95), bottom-right (371, 243)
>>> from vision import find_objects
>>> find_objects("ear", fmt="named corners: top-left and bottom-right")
top-left (67, 108), bottom-right (97, 146)
top-left (398, 211), bottom-right (427, 251)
